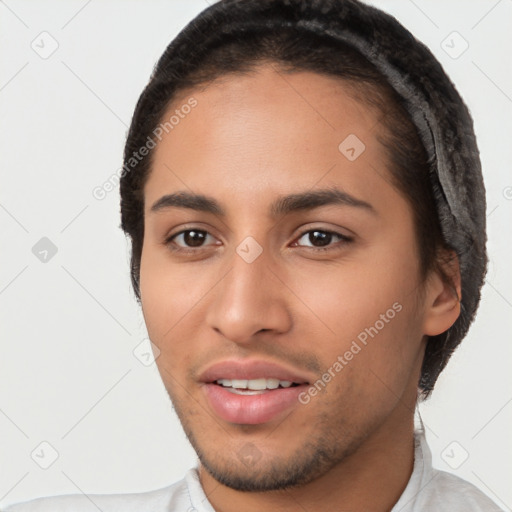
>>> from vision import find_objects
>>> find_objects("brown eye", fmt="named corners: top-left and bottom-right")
top-left (170, 229), bottom-right (213, 248)
top-left (296, 230), bottom-right (350, 249)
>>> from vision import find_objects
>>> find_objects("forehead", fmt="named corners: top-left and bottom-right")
top-left (144, 64), bottom-right (396, 213)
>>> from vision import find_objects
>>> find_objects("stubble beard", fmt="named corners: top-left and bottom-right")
top-left (171, 393), bottom-right (374, 492)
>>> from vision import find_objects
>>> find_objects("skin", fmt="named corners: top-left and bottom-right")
top-left (139, 63), bottom-right (460, 512)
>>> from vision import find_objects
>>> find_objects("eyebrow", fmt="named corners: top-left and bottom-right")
top-left (149, 187), bottom-right (376, 217)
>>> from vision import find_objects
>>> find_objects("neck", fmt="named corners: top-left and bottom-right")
top-left (199, 404), bottom-right (417, 512)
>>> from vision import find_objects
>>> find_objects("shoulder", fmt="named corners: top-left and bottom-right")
top-left (2, 474), bottom-right (191, 512)
top-left (419, 468), bottom-right (504, 511)
top-left (393, 430), bottom-right (504, 512)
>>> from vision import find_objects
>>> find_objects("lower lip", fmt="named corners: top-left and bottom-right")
top-left (202, 383), bottom-right (306, 425)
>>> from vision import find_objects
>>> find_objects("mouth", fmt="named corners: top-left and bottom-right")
top-left (213, 378), bottom-right (301, 395)
top-left (199, 360), bottom-right (312, 425)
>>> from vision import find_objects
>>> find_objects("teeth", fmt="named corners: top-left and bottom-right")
top-left (266, 378), bottom-right (280, 389)
top-left (231, 379), bottom-right (248, 389)
top-left (246, 378), bottom-right (267, 390)
top-left (216, 378), bottom-right (296, 390)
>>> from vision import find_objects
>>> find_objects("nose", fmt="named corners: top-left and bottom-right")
top-left (205, 248), bottom-right (293, 344)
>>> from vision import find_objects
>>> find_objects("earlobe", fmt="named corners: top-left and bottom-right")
top-left (423, 251), bottom-right (461, 337)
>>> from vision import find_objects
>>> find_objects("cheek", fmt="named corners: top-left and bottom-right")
top-left (287, 248), bottom-right (423, 390)
top-left (289, 250), bottom-right (418, 339)
top-left (139, 247), bottom-right (209, 358)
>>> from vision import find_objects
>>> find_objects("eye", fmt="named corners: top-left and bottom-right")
top-left (294, 229), bottom-right (352, 250)
top-left (167, 229), bottom-right (218, 250)
top-left (165, 227), bottom-right (351, 253)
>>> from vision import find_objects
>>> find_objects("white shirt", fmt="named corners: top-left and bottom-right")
top-left (3, 430), bottom-right (503, 511)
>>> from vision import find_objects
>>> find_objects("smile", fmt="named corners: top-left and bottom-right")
top-left (215, 378), bottom-right (299, 394)
top-left (199, 359), bottom-right (313, 425)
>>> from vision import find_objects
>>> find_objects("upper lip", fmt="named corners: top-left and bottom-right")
top-left (199, 359), bottom-right (312, 384)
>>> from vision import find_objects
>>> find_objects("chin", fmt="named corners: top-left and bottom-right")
top-left (185, 422), bottom-right (366, 492)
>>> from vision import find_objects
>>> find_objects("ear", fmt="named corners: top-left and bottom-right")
top-left (423, 250), bottom-right (461, 337)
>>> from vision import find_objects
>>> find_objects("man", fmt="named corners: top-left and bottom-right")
top-left (4, 0), bottom-right (503, 510)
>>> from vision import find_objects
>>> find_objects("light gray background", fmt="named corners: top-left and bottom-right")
top-left (1, 0), bottom-right (511, 509)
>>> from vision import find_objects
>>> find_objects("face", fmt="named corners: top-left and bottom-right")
top-left (140, 64), bottom-right (435, 491)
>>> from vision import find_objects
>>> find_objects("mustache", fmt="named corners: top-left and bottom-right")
top-left (187, 343), bottom-right (323, 381)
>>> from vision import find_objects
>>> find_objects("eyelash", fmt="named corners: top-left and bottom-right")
top-left (164, 228), bottom-right (353, 254)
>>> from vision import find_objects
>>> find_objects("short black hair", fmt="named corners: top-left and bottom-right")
top-left (120, 0), bottom-right (487, 397)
